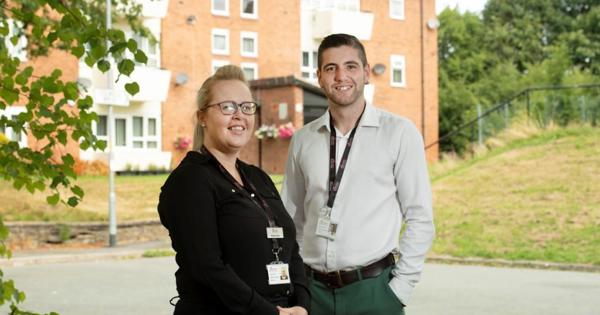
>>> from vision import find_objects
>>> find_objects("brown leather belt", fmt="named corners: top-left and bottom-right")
top-left (305, 253), bottom-right (396, 289)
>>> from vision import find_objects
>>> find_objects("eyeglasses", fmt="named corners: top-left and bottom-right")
top-left (204, 101), bottom-right (258, 115)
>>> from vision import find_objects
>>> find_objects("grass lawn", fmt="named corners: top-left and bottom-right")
top-left (430, 125), bottom-right (600, 265)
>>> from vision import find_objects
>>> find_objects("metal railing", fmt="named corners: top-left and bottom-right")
top-left (426, 83), bottom-right (600, 151)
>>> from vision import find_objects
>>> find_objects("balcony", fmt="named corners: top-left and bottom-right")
top-left (312, 10), bottom-right (374, 40)
top-left (113, 66), bottom-right (171, 103)
top-left (79, 62), bottom-right (171, 104)
top-left (133, 0), bottom-right (170, 18)
top-left (80, 150), bottom-right (172, 172)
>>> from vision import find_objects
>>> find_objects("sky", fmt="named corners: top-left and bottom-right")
top-left (435, 0), bottom-right (489, 14)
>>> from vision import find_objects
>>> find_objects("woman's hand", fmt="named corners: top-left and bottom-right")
top-left (277, 306), bottom-right (308, 315)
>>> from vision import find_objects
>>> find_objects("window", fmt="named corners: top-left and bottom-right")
top-left (241, 62), bottom-right (258, 80)
top-left (132, 33), bottom-right (160, 68)
top-left (389, 0), bottom-right (405, 20)
top-left (115, 118), bottom-right (127, 147)
top-left (0, 107), bottom-right (27, 147)
top-left (212, 60), bottom-right (230, 74)
top-left (390, 55), bottom-right (406, 87)
top-left (96, 115), bottom-right (107, 136)
top-left (212, 0), bottom-right (229, 16)
top-left (147, 118), bottom-right (158, 148)
top-left (4, 19), bottom-right (28, 61)
top-left (212, 29), bottom-right (230, 55)
top-left (241, 0), bottom-right (257, 18)
top-left (240, 32), bottom-right (258, 57)
top-left (132, 116), bottom-right (144, 148)
top-left (301, 50), bottom-right (318, 80)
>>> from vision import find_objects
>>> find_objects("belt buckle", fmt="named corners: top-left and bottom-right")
top-left (327, 270), bottom-right (344, 288)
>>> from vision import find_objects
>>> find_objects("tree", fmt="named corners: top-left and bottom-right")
top-left (1, 1), bottom-right (149, 313)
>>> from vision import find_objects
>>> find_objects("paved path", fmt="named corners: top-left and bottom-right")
top-left (2, 256), bottom-right (599, 315)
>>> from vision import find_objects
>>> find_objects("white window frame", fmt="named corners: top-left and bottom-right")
top-left (114, 116), bottom-right (128, 148)
top-left (93, 114), bottom-right (108, 142)
top-left (301, 50), bottom-right (318, 81)
top-left (240, 0), bottom-right (258, 19)
top-left (241, 62), bottom-right (258, 80)
top-left (131, 33), bottom-right (160, 68)
top-left (211, 28), bottom-right (230, 55)
top-left (146, 117), bottom-right (160, 150)
top-left (240, 31), bottom-right (258, 58)
top-left (390, 55), bottom-right (406, 88)
top-left (389, 0), bottom-right (405, 20)
top-left (0, 106), bottom-right (28, 147)
top-left (212, 0), bottom-right (229, 16)
top-left (4, 19), bottom-right (28, 61)
top-left (212, 60), bottom-right (230, 74)
top-left (132, 116), bottom-right (145, 149)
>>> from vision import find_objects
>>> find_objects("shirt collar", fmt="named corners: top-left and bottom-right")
top-left (311, 101), bottom-right (380, 132)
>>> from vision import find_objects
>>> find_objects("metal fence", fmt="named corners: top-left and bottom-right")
top-left (427, 83), bottom-right (600, 152)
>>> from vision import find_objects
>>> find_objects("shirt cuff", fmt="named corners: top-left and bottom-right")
top-left (388, 276), bottom-right (414, 306)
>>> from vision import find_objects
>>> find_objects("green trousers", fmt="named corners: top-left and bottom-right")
top-left (308, 266), bottom-right (406, 315)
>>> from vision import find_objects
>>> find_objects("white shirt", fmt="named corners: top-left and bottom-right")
top-left (281, 103), bottom-right (435, 305)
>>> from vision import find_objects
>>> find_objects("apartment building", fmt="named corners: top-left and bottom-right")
top-left (2, 0), bottom-right (438, 173)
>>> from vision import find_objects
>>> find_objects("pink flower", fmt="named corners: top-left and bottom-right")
top-left (278, 122), bottom-right (295, 139)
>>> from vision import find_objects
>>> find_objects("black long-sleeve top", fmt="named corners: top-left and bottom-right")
top-left (158, 151), bottom-right (310, 315)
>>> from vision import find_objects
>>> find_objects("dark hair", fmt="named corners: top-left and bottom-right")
top-left (317, 33), bottom-right (368, 69)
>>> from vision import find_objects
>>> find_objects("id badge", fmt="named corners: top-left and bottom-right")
top-left (266, 227), bottom-right (284, 239)
top-left (316, 206), bottom-right (337, 240)
top-left (266, 262), bottom-right (291, 285)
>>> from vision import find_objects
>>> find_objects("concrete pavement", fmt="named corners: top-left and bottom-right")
top-left (1, 243), bottom-right (599, 315)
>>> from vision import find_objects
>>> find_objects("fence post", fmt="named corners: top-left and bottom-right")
top-left (579, 95), bottom-right (587, 123)
top-left (504, 102), bottom-right (510, 128)
top-left (526, 90), bottom-right (530, 124)
top-left (477, 104), bottom-right (483, 146)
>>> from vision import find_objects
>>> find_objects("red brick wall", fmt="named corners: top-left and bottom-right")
top-left (161, 0), bottom-right (302, 168)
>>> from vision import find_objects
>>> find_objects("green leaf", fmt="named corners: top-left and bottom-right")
top-left (127, 38), bottom-right (138, 52)
top-left (84, 55), bottom-right (96, 67)
top-left (47, 193), bottom-right (60, 205)
top-left (125, 82), bottom-right (140, 96)
top-left (71, 185), bottom-right (84, 198)
top-left (97, 140), bottom-right (107, 150)
top-left (118, 59), bottom-right (135, 76)
top-left (57, 130), bottom-right (67, 145)
top-left (71, 45), bottom-right (85, 58)
top-left (97, 59), bottom-right (111, 73)
top-left (62, 153), bottom-right (75, 166)
top-left (67, 196), bottom-right (79, 207)
top-left (134, 50), bottom-right (148, 64)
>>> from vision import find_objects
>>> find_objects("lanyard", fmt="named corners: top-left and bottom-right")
top-left (201, 146), bottom-right (282, 258)
top-left (327, 109), bottom-right (364, 208)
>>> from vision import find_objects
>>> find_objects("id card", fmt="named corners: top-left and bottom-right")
top-left (316, 206), bottom-right (337, 240)
top-left (266, 262), bottom-right (290, 285)
top-left (266, 227), bottom-right (284, 239)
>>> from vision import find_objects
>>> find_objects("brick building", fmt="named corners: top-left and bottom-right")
top-left (2, 0), bottom-right (439, 174)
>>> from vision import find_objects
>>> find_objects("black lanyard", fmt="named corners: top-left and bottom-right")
top-left (327, 109), bottom-right (364, 208)
top-left (201, 146), bottom-right (281, 257)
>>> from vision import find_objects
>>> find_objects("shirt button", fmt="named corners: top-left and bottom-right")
top-left (231, 189), bottom-right (235, 192)
top-left (250, 193), bottom-right (255, 197)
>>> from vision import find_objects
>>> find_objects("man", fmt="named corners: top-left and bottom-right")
top-left (281, 33), bottom-right (435, 314)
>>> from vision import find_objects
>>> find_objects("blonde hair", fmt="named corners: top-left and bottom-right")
top-left (193, 65), bottom-right (249, 151)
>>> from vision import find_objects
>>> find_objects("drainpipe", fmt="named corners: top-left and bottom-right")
top-left (420, 0), bottom-right (426, 139)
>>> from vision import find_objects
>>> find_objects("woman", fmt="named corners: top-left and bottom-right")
top-left (158, 65), bottom-right (309, 315)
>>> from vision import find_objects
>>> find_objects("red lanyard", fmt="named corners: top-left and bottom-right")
top-left (327, 108), bottom-right (364, 208)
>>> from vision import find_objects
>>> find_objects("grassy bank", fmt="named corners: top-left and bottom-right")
top-left (430, 125), bottom-right (600, 265)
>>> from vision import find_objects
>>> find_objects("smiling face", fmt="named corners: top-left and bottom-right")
top-left (317, 45), bottom-right (370, 109)
top-left (198, 79), bottom-right (255, 156)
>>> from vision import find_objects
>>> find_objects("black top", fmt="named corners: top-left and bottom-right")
top-left (158, 151), bottom-right (310, 315)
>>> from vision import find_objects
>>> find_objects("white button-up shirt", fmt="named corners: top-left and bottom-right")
top-left (281, 103), bottom-right (435, 304)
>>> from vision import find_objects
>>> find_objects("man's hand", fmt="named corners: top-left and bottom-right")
top-left (277, 306), bottom-right (308, 315)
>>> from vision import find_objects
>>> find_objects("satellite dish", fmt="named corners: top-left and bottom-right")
top-left (175, 73), bottom-right (189, 86)
top-left (372, 63), bottom-right (386, 75)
